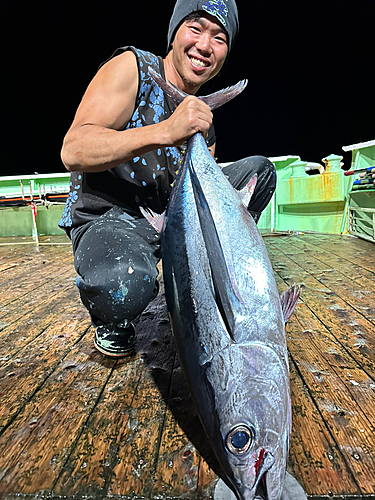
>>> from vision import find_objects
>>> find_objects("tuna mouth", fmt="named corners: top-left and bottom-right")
top-left (251, 451), bottom-right (275, 499)
top-left (254, 477), bottom-right (268, 500)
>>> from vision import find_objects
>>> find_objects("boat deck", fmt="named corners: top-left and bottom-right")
top-left (0, 232), bottom-right (374, 499)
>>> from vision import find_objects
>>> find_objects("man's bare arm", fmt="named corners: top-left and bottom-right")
top-left (61, 51), bottom-right (213, 173)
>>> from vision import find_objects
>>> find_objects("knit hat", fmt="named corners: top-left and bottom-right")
top-left (167, 0), bottom-right (239, 54)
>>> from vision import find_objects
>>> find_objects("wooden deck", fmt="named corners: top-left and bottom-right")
top-left (0, 232), bottom-right (374, 499)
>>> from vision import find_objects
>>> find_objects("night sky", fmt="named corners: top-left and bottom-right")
top-left (3, 0), bottom-right (374, 176)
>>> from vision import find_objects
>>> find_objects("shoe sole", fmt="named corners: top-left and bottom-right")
top-left (94, 340), bottom-right (136, 358)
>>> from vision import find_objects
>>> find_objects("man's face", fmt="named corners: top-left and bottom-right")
top-left (170, 13), bottom-right (229, 93)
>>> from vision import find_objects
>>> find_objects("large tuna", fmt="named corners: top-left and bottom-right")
top-left (141, 69), bottom-right (301, 500)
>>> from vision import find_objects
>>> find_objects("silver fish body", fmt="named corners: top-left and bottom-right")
top-left (141, 71), bottom-right (297, 500)
top-left (159, 133), bottom-right (290, 500)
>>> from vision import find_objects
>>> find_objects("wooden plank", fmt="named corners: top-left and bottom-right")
top-left (307, 234), bottom-right (375, 274)
top-left (274, 233), bottom-right (375, 290)
top-left (288, 356), bottom-right (360, 498)
top-left (270, 265), bottom-right (361, 497)
top-left (0, 236), bottom-right (373, 499)
top-left (0, 251), bottom-right (73, 308)
top-left (0, 268), bottom-right (76, 330)
top-left (105, 367), bottom-right (167, 497)
top-left (54, 290), bottom-right (174, 498)
top-left (269, 234), bottom-right (370, 281)
top-left (288, 304), bottom-right (375, 496)
top-left (271, 269), bottom-right (375, 494)
top-left (0, 285), bottom-right (83, 362)
top-left (266, 239), bottom-right (375, 496)
top-left (0, 242), bottom-right (71, 267)
top-left (53, 357), bottom-right (145, 496)
top-left (154, 406), bottom-right (203, 497)
top-left (268, 241), bottom-right (375, 378)
top-left (284, 234), bottom-right (375, 281)
top-left (0, 305), bottom-right (90, 431)
top-left (0, 333), bottom-right (115, 494)
top-left (271, 238), bottom-right (375, 323)
top-left (315, 272), bottom-right (375, 323)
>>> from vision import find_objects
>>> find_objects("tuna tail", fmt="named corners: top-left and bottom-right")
top-left (280, 283), bottom-right (302, 323)
top-left (149, 68), bottom-right (247, 110)
top-left (188, 155), bottom-right (245, 341)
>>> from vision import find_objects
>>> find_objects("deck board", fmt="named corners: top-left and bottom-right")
top-left (0, 233), bottom-right (374, 499)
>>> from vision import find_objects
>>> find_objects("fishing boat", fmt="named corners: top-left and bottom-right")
top-left (0, 140), bottom-right (374, 499)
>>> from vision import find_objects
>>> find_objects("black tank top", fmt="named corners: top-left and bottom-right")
top-left (59, 46), bottom-right (215, 234)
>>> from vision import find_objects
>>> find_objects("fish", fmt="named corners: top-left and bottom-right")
top-left (141, 69), bottom-right (301, 500)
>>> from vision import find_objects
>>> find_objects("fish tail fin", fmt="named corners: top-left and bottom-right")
top-left (280, 283), bottom-right (302, 323)
top-left (139, 206), bottom-right (165, 234)
top-left (237, 174), bottom-right (257, 207)
top-left (149, 68), bottom-right (187, 105)
top-left (149, 68), bottom-right (247, 111)
top-left (199, 80), bottom-right (248, 110)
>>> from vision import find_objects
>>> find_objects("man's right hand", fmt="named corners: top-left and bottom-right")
top-left (163, 95), bottom-right (213, 146)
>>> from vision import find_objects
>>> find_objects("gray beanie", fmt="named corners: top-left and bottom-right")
top-left (167, 0), bottom-right (239, 54)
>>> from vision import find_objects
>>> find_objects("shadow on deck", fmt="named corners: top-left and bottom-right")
top-left (0, 233), bottom-right (374, 499)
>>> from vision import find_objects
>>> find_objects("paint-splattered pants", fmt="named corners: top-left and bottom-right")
top-left (70, 155), bottom-right (276, 330)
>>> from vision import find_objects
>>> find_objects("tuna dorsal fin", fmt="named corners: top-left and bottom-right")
top-left (139, 206), bottom-right (165, 234)
top-left (149, 68), bottom-right (248, 111)
top-left (188, 157), bottom-right (245, 341)
top-left (280, 283), bottom-right (302, 323)
top-left (237, 174), bottom-right (257, 207)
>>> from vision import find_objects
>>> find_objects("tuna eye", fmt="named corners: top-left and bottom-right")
top-left (226, 425), bottom-right (254, 455)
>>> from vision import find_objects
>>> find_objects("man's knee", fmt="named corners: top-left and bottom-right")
top-left (75, 267), bottom-right (159, 326)
top-left (72, 215), bottom-right (160, 326)
top-left (222, 155), bottom-right (276, 191)
top-left (250, 155), bottom-right (275, 174)
top-left (239, 156), bottom-right (276, 184)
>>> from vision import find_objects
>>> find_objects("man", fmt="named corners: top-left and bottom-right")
top-left (60, 0), bottom-right (276, 358)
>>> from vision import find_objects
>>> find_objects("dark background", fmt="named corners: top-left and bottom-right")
top-left (3, 0), bottom-right (374, 175)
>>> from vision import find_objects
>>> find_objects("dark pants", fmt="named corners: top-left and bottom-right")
top-left (71, 156), bottom-right (276, 329)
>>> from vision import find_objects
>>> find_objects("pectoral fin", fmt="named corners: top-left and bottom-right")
top-left (236, 174), bottom-right (257, 207)
top-left (139, 207), bottom-right (165, 234)
top-left (280, 284), bottom-right (302, 323)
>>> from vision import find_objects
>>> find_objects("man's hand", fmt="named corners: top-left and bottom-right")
top-left (163, 96), bottom-right (213, 147)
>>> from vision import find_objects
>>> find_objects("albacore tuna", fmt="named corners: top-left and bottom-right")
top-left (141, 69), bottom-right (301, 500)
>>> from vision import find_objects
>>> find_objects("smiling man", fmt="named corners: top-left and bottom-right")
top-left (59, 0), bottom-right (277, 358)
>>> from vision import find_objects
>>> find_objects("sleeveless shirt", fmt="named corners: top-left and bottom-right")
top-left (59, 46), bottom-right (215, 235)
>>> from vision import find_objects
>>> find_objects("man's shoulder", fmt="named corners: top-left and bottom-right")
top-left (131, 47), bottom-right (160, 68)
top-left (103, 46), bottom-right (160, 70)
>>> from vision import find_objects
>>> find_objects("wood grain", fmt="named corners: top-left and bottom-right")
top-left (0, 234), bottom-right (374, 498)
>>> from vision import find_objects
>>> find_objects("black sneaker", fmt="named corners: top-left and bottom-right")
top-left (94, 323), bottom-right (136, 358)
